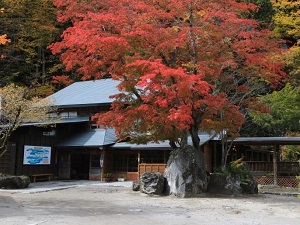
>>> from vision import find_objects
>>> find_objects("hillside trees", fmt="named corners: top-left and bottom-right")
top-left (50, 0), bottom-right (286, 196)
top-left (281, 133), bottom-right (300, 161)
top-left (248, 1), bottom-right (300, 137)
top-left (251, 83), bottom-right (300, 136)
top-left (0, 9), bottom-right (10, 69)
top-left (247, 0), bottom-right (274, 26)
top-left (0, 0), bottom-right (66, 94)
top-left (271, 0), bottom-right (299, 86)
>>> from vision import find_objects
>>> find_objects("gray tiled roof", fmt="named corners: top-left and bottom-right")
top-left (22, 116), bottom-right (90, 126)
top-left (47, 79), bottom-right (120, 107)
top-left (58, 128), bottom-right (117, 147)
top-left (231, 137), bottom-right (300, 145)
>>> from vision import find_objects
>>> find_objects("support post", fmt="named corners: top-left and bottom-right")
top-left (101, 149), bottom-right (105, 181)
top-left (273, 145), bottom-right (279, 186)
top-left (204, 144), bottom-right (212, 173)
top-left (213, 142), bottom-right (217, 172)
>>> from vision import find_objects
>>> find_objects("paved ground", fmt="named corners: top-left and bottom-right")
top-left (0, 180), bottom-right (133, 194)
top-left (258, 184), bottom-right (299, 197)
top-left (1, 180), bottom-right (298, 196)
top-left (0, 181), bottom-right (299, 225)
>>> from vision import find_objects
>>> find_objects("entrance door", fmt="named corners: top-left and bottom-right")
top-left (70, 153), bottom-right (90, 180)
top-left (58, 152), bottom-right (70, 179)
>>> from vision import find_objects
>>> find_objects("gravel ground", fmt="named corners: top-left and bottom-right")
top-left (0, 181), bottom-right (299, 225)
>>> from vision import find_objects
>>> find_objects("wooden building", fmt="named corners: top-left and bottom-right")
top-left (0, 79), bottom-right (299, 186)
top-left (0, 79), bottom-right (119, 181)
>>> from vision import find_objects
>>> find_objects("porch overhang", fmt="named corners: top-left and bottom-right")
top-left (112, 134), bottom-right (213, 150)
top-left (58, 128), bottom-right (117, 147)
top-left (231, 137), bottom-right (300, 145)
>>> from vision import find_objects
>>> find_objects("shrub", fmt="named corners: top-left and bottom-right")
top-left (103, 173), bottom-right (114, 178)
top-left (225, 157), bottom-right (251, 176)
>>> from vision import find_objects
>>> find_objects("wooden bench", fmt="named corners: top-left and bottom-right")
top-left (30, 174), bottom-right (53, 182)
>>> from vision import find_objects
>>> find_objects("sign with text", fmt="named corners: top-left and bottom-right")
top-left (23, 145), bottom-right (51, 165)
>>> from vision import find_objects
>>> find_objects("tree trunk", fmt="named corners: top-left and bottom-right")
top-left (221, 139), bottom-right (227, 170)
top-left (190, 125), bottom-right (200, 150)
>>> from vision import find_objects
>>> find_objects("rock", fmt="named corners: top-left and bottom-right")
top-left (164, 145), bottom-right (208, 198)
top-left (0, 175), bottom-right (30, 189)
top-left (140, 172), bottom-right (165, 195)
top-left (225, 173), bottom-right (243, 195)
top-left (207, 173), bottom-right (243, 195)
top-left (132, 180), bottom-right (140, 191)
top-left (240, 178), bottom-right (258, 194)
top-left (207, 165), bottom-right (258, 196)
top-left (207, 173), bottom-right (230, 194)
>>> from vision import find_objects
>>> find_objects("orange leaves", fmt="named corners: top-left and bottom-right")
top-left (0, 34), bottom-right (10, 45)
top-left (121, 59), bottom-right (214, 131)
top-left (51, 0), bottom-right (286, 144)
top-left (52, 75), bottom-right (74, 86)
top-left (201, 94), bottom-right (245, 136)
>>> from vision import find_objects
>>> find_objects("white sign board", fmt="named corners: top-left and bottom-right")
top-left (23, 145), bottom-right (51, 165)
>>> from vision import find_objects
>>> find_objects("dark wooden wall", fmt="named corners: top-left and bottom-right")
top-left (8, 122), bottom-right (89, 177)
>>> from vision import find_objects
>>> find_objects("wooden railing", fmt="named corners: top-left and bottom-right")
top-left (246, 161), bottom-right (300, 175)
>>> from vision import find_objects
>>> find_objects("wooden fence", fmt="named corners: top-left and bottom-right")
top-left (254, 176), bottom-right (299, 188)
top-left (246, 161), bottom-right (300, 175)
top-left (246, 161), bottom-right (299, 188)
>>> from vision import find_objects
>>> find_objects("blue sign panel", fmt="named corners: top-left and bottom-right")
top-left (23, 145), bottom-right (51, 165)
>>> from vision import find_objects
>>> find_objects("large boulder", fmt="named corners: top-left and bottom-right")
top-left (140, 172), bottom-right (165, 195)
top-left (164, 145), bottom-right (208, 198)
top-left (207, 173), bottom-right (243, 196)
top-left (207, 173), bottom-right (231, 194)
top-left (0, 175), bottom-right (30, 189)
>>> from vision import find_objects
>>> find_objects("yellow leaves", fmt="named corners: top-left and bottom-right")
top-left (271, 0), bottom-right (300, 39)
top-left (271, 1), bottom-right (299, 86)
top-left (182, 61), bottom-right (195, 70)
top-left (172, 26), bottom-right (180, 32)
top-left (182, 13), bottom-right (190, 23)
top-left (283, 45), bottom-right (300, 85)
top-left (222, 37), bottom-right (232, 44)
top-left (0, 84), bottom-right (53, 129)
top-left (197, 10), bottom-right (206, 18)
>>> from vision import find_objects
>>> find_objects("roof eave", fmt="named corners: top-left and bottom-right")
top-left (53, 102), bottom-right (112, 109)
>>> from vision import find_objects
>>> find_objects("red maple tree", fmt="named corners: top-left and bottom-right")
top-left (50, 0), bottom-right (286, 149)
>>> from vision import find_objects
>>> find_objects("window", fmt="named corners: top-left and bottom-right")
top-left (90, 154), bottom-right (101, 168)
top-left (60, 111), bottom-right (77, 118)
top-left (113, 153), bottom-right (138, 172)
top-left (140, 150), bottom-right (165, 163)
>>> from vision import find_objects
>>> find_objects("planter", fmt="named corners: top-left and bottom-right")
top-left (102, 177), bottom-right (111, 182)
top-left (117, 178), bottom-right (125, 182)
